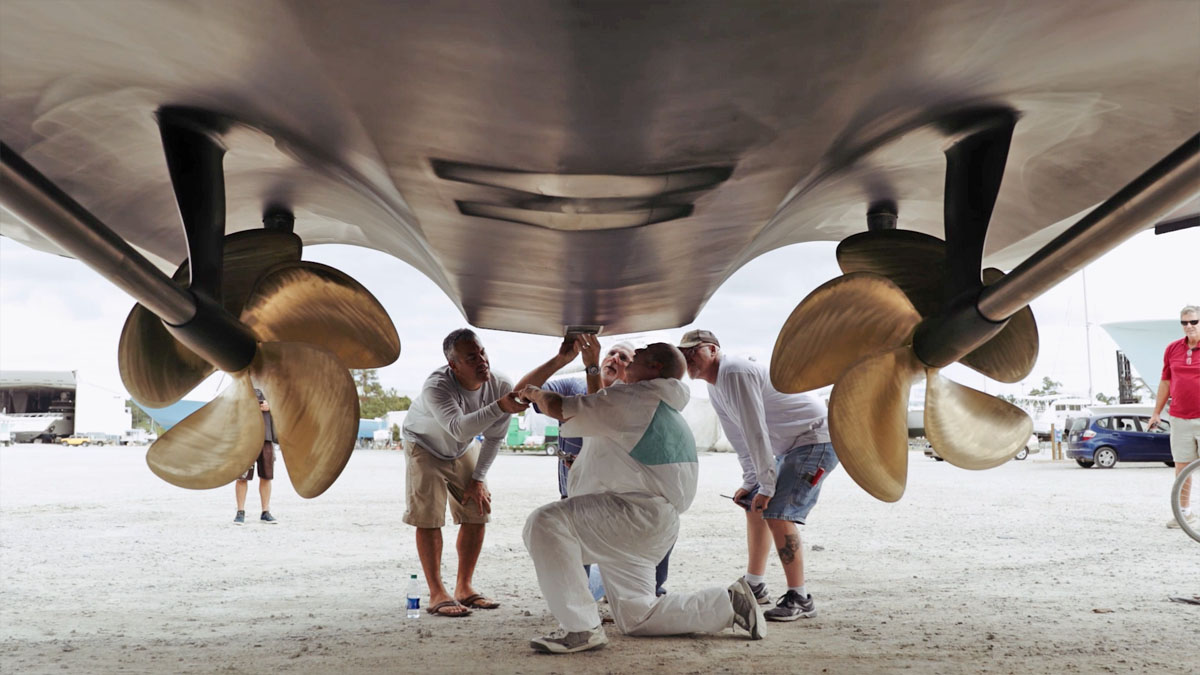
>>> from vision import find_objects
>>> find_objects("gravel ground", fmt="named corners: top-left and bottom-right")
top-left (1, 444), bottom-right (1195, 674)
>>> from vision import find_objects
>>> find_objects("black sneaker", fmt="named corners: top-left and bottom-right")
top-left (233, 510), bottom-right (245, 525)
top-left (260, 511), bottom-right (277, 524)
top-left (747, 580), bottom-right (771, 605)
top-left (764, 590), bottom-right (817, 621)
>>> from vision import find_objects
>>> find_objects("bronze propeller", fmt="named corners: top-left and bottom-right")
top-left (771, 119), bottom-right (1198, 503)
top-left (772, 110), bottom-right (1034, 502)
top-left (120, 109), bottom-right (400, 498)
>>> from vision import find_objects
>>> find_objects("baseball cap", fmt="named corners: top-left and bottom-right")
top-left (677, 329), bottom-right (720, 349)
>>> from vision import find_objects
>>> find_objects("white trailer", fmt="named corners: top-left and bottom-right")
top-left (73, 376), bottom-right (131, 443)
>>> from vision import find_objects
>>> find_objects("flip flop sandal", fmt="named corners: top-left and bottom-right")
top-left (427, 600), bottom-right (471, 617)
top-left (459, 593), bottom-right (500, 609)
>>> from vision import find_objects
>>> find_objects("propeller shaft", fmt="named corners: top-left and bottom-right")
top-left (978, 132), bottom-right (1200, 322)
top-left (1, 142), bottom-right (195, 325)
top-left (0, 141), bottom-right (257, 373)
top-left (913, 132), bottom-right (1198, 369)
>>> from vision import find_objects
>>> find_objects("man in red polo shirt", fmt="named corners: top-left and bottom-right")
top-left (1148, 305), bottom-right (1200, 529)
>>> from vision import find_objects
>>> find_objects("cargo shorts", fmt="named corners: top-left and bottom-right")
top-left (402, 441), bottom-right (490, 528)
top-left (1170, 416), bottom-right (1200, 463)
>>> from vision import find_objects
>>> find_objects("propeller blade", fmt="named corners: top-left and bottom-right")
top-left (176, 230), bottom-right (302, 316)
top-left (835, 230), bottom-right (946, 317)
top-left (145, 374), bottom-right (264, 489)
top-left (252, 341), bottom-right (359, 498)
top-left (828, 346), bottom-right (924, 502)
top-left (240, 261), bottom-right (400, 368)
top-left (958, 268), bottom-right (1038, 383)
top-left (924, 371), bottom-right (1033, 469)
top-left (771, 272), bottom-right (920, 393)
top-left (118, 304), bottom-right (214, 407)
top-left (118, 231), bottom-right (302, 407)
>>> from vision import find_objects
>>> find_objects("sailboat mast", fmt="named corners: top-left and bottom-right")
top-left (1082, 269), bottom-right (1093, 402)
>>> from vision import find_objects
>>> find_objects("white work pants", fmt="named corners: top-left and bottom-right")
top-left (523, 492), bottom-right (734, 635)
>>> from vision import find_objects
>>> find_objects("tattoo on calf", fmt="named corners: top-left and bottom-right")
top-left (778, 534), bottom-right (800, 564)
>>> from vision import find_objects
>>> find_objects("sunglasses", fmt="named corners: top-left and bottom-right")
top-left (1183, 320), bottom-right (1200, 326)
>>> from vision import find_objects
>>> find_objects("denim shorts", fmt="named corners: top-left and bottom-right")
top-left (749, 442), bottom-right (838, 524)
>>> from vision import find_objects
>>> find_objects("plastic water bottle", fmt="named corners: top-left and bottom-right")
top-left (406, 574), bottom-right (421, 619)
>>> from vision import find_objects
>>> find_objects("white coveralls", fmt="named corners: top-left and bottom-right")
top-left (523, 378), bottom-right (736, 635)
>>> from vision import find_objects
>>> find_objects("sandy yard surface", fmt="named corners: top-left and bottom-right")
top-left (1, 444), bottom-right (1195, 674)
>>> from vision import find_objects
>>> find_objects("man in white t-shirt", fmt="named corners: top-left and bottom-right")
top-left (519, 343), bottom-right (766, 654)
top-left (679, 329), bottom-right (837, 622)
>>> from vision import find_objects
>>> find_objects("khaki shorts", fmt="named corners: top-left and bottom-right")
top-left (402, 441), bottom-right (489, 528)
top-left (1170, 416), bottom-right (1200, 463)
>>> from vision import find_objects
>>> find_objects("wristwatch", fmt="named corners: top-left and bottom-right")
top-left (585, 364), bottom-right (600, 376)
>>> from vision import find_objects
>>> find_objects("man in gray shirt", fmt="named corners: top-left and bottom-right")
top-left (402, 328), bottom-right (527, 617)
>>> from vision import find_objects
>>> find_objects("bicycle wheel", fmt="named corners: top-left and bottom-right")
top-left (1170, 459), bottom-right (1200, 543)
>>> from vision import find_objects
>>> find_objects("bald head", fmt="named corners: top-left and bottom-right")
top-left (625, 342), bottom-right (687, 382)
top-left (651, 343), bottom-right (688, 379)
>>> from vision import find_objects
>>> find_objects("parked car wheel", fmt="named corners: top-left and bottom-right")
top-left (1075, 459), bottom-right (1094, 468)
top-left (1094, 446), bottom-right (1118, 469)
top-left (544, 443), bottom-right (558, 456)
top-left (1014, 447), bottom-right (1029, 461)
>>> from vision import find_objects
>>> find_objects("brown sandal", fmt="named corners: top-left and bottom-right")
top-left (427, 600), bottom-right (471, 617)
top-left (459, 593), bottom-right (500, 609)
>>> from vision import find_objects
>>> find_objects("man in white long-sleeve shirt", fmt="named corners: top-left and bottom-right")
top-left (519, 343), bottom-right (766, 654)
top-left (678, 329), bottom-right (838, 622)
top-left (402, 328), bottom-right (527, 617)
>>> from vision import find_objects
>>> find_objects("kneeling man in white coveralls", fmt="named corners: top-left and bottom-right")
top-left (519, 343), bottom-right (766, 654)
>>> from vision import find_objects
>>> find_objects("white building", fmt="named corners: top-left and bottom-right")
top-left (0, 370), bottom-right (130, 442)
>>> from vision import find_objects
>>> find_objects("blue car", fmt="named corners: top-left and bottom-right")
top-left (1066, 414), bottom-right (1174, 469)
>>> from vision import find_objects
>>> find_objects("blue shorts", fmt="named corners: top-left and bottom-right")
top-left (749, 442), bottom-right (838, 524)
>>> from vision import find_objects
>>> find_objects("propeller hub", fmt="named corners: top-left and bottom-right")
top-left (164, 291), bottom-right (258, 374)
top-left (911, 288), bottom-right (1006, 369)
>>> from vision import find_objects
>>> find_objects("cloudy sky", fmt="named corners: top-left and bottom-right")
top-left (1, 226), bottom-right (1195, 407)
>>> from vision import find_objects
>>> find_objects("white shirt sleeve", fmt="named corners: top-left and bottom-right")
top-left (713, 402), bottom-right (758, 492)
top-left (720, 371), bottom-right (777, 497)
top-left (560, 385), bottom-right (648, 445)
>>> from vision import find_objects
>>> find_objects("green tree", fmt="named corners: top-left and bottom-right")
top-left (351, 369), bottom-right (411, 419)
top-left (1094, 392), bottom-right (1115, 404)
top-left (1028, 376), bottom-right (1063, 397)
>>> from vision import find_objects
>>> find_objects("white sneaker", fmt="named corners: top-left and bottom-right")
top-left (1167, 512), bottom-right (1197, 529)
top-left (728, 578), bottom-right (767, 640)
top-left (530, 626), bottom-right (608, 654)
